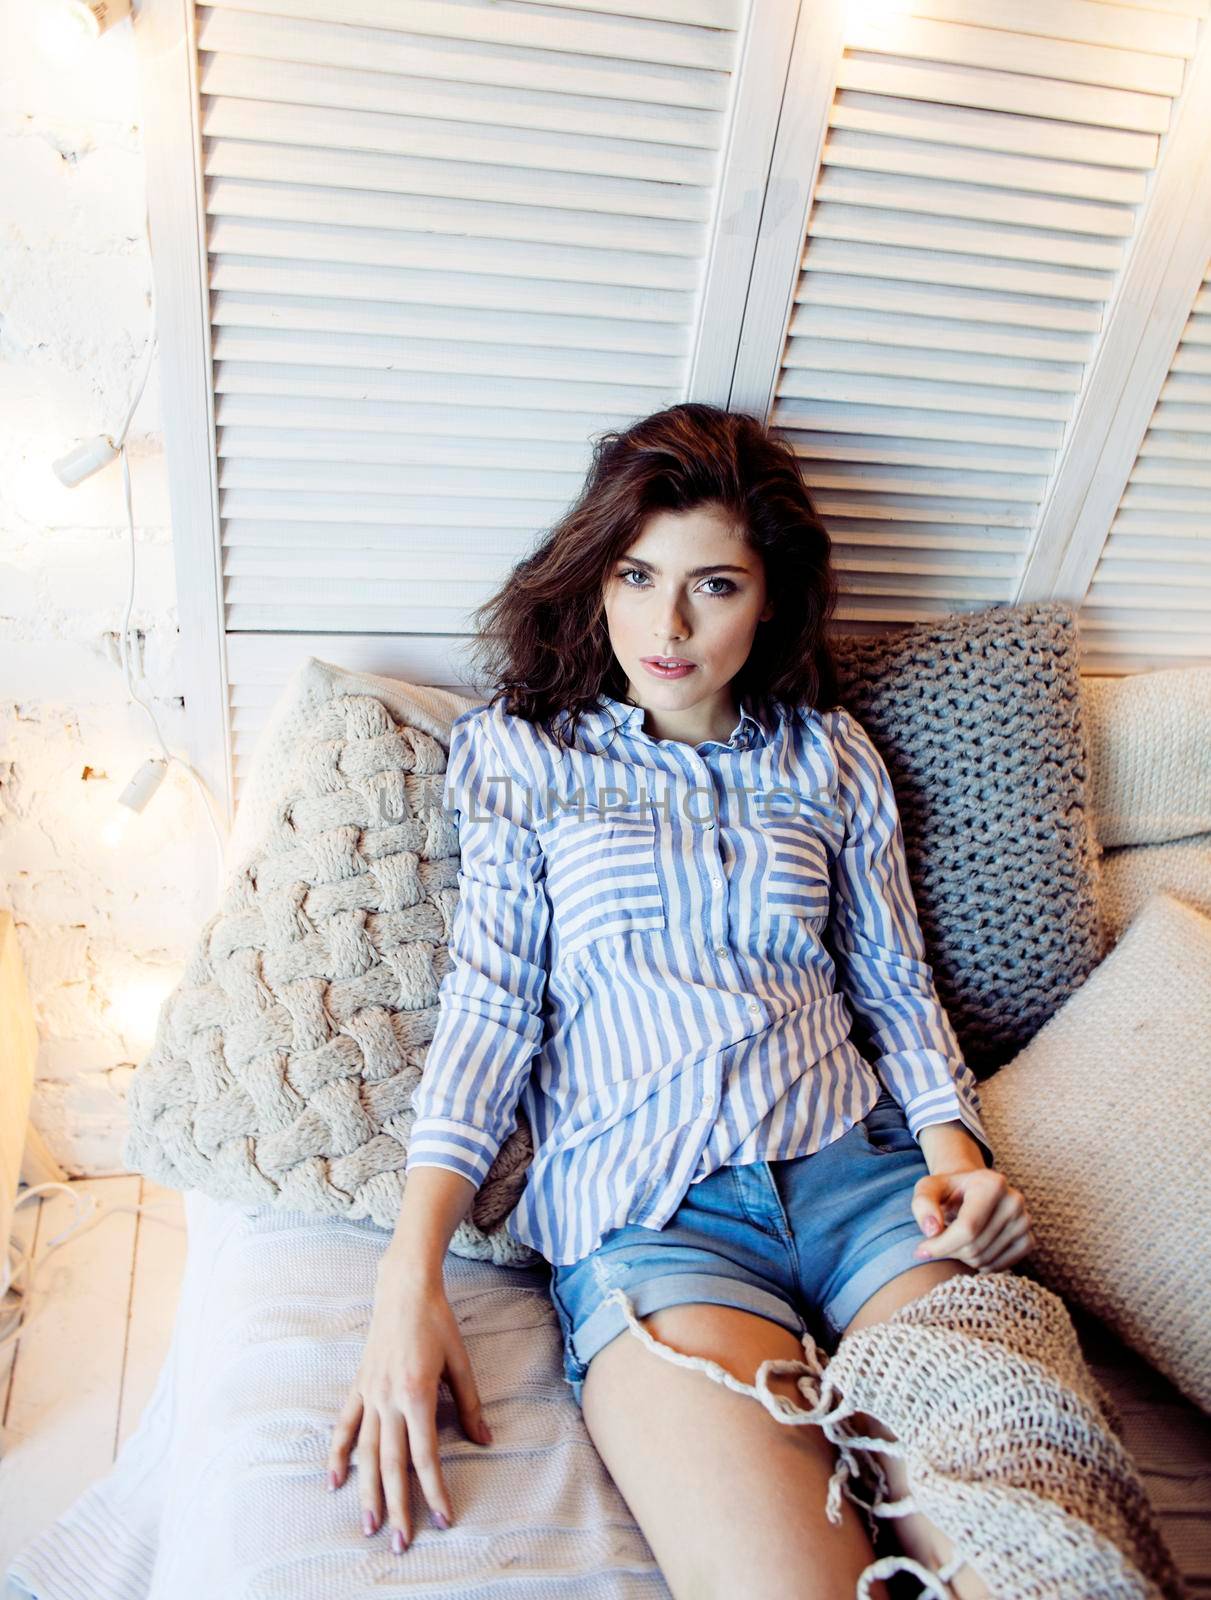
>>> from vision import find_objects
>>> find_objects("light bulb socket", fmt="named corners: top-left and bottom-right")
top-left (66, 0), bottom-right (131, 37)
top-left (53, 434), bottom-right (119, 488)
top-left (118, 757), bottom-right (168, 814)
top-left (89, 0), bottom-right (132, 30)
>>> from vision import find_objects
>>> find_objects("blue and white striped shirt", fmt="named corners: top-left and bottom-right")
top-left (405, 691), bottom-right (993, 1266)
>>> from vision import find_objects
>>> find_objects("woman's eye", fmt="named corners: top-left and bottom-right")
top-left (617, 568), bottom-right (736, 597)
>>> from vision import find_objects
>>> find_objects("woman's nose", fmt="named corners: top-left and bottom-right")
top-left (656, 593), bottom-right (688, 637)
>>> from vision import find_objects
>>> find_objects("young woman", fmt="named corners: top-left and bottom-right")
top-left (326, 403), bottom-right (1036, 1597)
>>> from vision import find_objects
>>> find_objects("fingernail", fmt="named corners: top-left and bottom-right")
top-left (432, 1510), bottom-right (450, 1530)
top-left (327, 1470), bottom-right (338, 1491)
top-left (924, 1218), bottom-right (940, 1235)
top-left (363, 1510), bottom-right (376, 1536)
top-left (391, 1528), bottom-right (406, 1554)
top-left (915, 1246), bottom-right (930, 1259)
top-left (479, 1423), bottom-right (493, 1445)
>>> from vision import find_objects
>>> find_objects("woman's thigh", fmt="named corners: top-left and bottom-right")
top-left (538, 1091), bottom-right (970, 1596)
top-left (579, 1300), bottom-right (890, 1600)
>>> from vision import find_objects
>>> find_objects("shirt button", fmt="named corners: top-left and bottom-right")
top-left (702, 1091), bottom-right (716, 1110)
top-left (714, 945), bottom-right (728, 958)
top-left (711, 876), bottom-right (722, 889)
top-left (748, 1000), bottom-right (761, 1015)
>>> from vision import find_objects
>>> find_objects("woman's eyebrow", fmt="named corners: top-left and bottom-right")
top-left (618, 558), bottom-right (752, 577)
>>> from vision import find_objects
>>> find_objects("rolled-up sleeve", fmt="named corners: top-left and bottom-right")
top-left (405, 706), bottom-right (551, 1190)
top-left (825, 708), bottom-right (993, 1168)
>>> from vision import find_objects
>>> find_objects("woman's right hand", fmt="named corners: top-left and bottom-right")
top-left (326, 1259), bottom-right (493, 1554)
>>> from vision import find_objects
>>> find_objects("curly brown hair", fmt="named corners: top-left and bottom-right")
top-left (461, 402), bottom-right (842, 747)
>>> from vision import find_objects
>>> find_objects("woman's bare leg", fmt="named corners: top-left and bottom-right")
top-left (580, 1300), bottom-right (890, 1600)
top-left (839, 1258), bottom-right (992, 1600)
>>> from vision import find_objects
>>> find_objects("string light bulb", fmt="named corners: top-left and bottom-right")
top-left (35, 0), bottom-right (130, 57)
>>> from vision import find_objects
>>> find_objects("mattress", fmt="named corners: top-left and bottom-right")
top-left (5, 1190), bottom-right (665, 1598)
top-left (6, 1189), bottom-right (1209, 1598)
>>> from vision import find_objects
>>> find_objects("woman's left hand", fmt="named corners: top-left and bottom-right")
top-left (910, 1165), bottom-right (1037, 1273)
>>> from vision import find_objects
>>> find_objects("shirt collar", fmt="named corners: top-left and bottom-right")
top-left (588, 691), bottom-right (773, 752)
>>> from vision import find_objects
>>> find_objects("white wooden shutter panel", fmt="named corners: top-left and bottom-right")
top-left (199, 0), bottom-right (748, 643)
top-left (737, 0), bottom-right (1208, 632)
top-left (136, 0), bottom-right (796, 808)
top-left (1080, 259), bottom-right (1211, 673)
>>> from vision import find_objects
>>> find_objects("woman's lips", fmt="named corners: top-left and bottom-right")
top-left (641, 659), bottom-right (697, 680)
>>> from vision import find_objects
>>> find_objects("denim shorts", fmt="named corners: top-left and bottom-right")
top-left (547, 1087), bottom-right (934, 1408)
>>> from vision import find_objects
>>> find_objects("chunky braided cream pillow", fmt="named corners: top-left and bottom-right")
top-left (123, 659), bottom-right (542, 1267)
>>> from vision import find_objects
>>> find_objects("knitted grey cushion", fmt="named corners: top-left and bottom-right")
top-left (829, 600), bottom-right (1107, 1077)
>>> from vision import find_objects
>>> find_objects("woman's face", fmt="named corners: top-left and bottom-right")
top-left (601, 503), bottom-right (774, 745)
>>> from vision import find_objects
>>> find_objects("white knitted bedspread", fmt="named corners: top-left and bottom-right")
top-left (4, 1190), bottom-right (667, 1599)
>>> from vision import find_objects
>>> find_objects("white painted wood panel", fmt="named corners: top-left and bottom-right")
top-left (1, 1178), bottom-right (141, 1549)
top-left (0, 1177), bottom-right (186, 1580)
top-left (0, 915), bottom-right (37, 1270)
top-left (224, 631), bottom-right (487, 791)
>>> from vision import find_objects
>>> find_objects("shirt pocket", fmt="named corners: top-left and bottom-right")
top-left (540, 804), bottom-right (666, 959)
top-left (756, 815), bottom-right (832, 927)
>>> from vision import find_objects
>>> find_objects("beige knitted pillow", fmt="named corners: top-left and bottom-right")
top-left (123, 658), bottom-right (544, 1267)
top-left (1082, 667), bottom-right (1211, 847)
top-left (978, 891), bottom-right (1211, 1413)
top-left (1099, 832), bottom-right (1211, 947)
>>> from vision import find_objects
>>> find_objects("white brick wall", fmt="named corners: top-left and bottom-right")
top-left (0, 1), bottom-right (216, 1175)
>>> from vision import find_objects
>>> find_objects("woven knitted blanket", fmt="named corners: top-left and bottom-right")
top-left (600, 1270), bottom-right (1187, 1600)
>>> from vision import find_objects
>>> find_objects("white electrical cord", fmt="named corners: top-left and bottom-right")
top-left (0, 1182), bottom-right (186, 1361)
